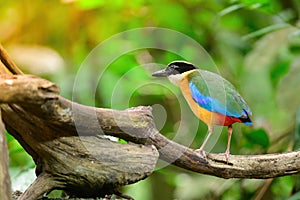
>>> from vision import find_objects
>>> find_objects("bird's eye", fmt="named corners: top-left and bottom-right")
top-left (171, 65), bottom-right (179, 69)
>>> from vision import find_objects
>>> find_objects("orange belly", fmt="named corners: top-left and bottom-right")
top-left (179, 76), bottom-right (241, 127)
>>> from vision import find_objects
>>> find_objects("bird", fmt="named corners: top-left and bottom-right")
top-left (152, 61), bottom-right (252, 161)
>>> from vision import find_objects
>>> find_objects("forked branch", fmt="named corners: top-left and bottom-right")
top-left (0, 74), bottom-right (300, 179)
top-left (0, 45), bottom-right (299, 200)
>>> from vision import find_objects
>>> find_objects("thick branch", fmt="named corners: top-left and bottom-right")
top-left (0, 110), bottom-right (11, 200)
top-left (0, 74), bottom-right (59, 104)
top-left (0, 43), bottom-right (299, 200)
top-left (16, 136), bottom-right (158, 199)
top-left (0, 74), bottom-right (299, 179)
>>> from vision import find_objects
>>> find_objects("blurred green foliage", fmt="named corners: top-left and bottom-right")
top-left (1, 0), bottom-right (300, 199)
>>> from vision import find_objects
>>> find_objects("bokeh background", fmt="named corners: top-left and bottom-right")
top-left (2, 0), bottom-right (300, 199)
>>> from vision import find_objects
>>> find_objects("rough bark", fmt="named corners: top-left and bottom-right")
top-left (0, 109), bottom-right (11, 200)
top-left (1, 45), bottom-right (300, 200)
top-left (0, 46), bottom-right (159, 200)
top-left (0, 85), bottom-right (159, 199)
top-left (3, 75), bottom-right (300, 179)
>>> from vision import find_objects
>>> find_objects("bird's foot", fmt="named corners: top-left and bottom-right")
top-left (223, 151), bottom-right (230, 164)
top-left (194, 149), bottom-right (207, 159)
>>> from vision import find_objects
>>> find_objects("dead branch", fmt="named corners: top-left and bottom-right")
top-left (0, 45), bottom-right (23, 75)
top-left (1, 74), bottom-right (300, 180)
top-left (0, 110), bottom-right (11, 200)
top-left (0, 45), bottom-right (300, 200)
top-left (0, 46), bottom-right (158, 200)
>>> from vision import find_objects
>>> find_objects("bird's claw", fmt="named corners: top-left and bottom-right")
top-left (194, 149), bottom-right (207, 159)
top-left (223, 151), bottom-right (230, 164)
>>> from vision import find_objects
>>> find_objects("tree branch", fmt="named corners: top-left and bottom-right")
top-left (0, 45), bottom-right (159, 200)
top-left (0, 110), bottom-right (11, 200)
top-left (18, 173), bottom-right (55, 200)
top-left (0, 44), bottom-right (299, 200)
top-left (1, 74), bottom-right (300, 180)
top-left (0, 45), bottom-right (23, 75)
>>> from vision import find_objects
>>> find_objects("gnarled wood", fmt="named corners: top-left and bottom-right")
top-left (0, 110), bottom-right (11, 200)
top-left (17, 136), bottom-right (158, 200)
top-left (1, 74), bottom-right (300, 180)
top-left (0, 44), bottom-right (300, 200)
top-left (0, 46), bottom-right (159, 200)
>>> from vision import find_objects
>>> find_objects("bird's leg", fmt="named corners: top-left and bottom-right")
top-left (224, 125), bottom-right (233, 162)
top-left (195, 126), bottom-right (213, 158)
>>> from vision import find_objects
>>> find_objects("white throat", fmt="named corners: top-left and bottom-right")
top-left (168, 74), bottom-right (184, 85)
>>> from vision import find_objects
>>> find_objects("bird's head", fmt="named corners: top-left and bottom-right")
top-left (152, 61), bottom-right (197, 84)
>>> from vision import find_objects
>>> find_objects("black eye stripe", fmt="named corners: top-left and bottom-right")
top-left (167, 61), bottom-right (197, 74)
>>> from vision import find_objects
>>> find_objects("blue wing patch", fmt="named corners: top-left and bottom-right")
top-left (189, 82), bottom-right (242, 118)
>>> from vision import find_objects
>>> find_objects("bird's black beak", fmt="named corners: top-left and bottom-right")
top-left (152, 68), bottom-right (169, 77)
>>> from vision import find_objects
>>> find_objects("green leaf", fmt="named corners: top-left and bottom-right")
top-left (270, 50), bottom-right (291, 87)
top-left (245, 129), bottom-right (270, 148)
top-left (218, 4), bottom-right (245, 17)
top-left (277, 58), bottom-right (300, 114)
top-left (118, 138), bottom-right (128, 144)
top-left (288, 191), bottom-right (300, 200)
top-left (228, 0), bottom-right (280, 13)
top-left (272, 176), bottom-right (294, 199)
top-left (7, 133), bottom-right (34, 168)
top-left (242, 23), bottom-right (289, 40)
